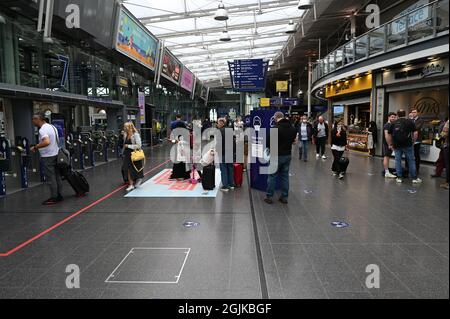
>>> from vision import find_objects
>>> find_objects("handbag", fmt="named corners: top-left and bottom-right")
top-left (131, 148), bottom-right (146, 173)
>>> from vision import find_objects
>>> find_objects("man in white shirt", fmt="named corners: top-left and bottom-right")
top-left (31, 113), bottom-right (63, 205)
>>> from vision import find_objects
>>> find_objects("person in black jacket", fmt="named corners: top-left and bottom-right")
top-left (368, 121), bottom-right (378, 157)
top-left (265, 112), bottom-right (298, 205)
top-left (331, 122), bottom-right (348, 180)
top-left (313, 116), bottom-right (329, 159)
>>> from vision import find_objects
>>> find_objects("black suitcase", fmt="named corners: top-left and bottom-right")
top-left (339, 157), bottom-right (350, 173)
top-left (64, 171), bottom-right (89, 197)
top-left (202, 165), bottom-right (216, 190)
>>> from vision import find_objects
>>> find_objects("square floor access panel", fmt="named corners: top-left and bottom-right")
top-left (105, 248), bottom-right (190, 284)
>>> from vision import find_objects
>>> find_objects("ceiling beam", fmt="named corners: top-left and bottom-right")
top-left (165, 32), bottom-right (289, 50)
top-left (173, 41), bottom-right (286, 58)
top-left (152, 18), bottom-right (299, 39)
top-left (182, 50), bottom-right (279, 66)
top-left (133, 0), bottom-right (300, 24)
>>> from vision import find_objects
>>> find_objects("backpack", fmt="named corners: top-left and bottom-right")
top-left (392, 119), bottom-right (411, 147)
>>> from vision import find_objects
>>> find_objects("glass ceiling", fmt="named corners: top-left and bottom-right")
top-left (123, 0), bottom-right (306, 85)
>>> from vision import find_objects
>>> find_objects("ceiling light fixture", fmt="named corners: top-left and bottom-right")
top-left (298, 0), bottom-right (313, 10)
top-left (219, 29), bottom-right (231, 42)
top-left (0, 14), bottom-right (6, 24)
top-left (286, 20), bottom-right (297, 34)
top-left (214, 1), bottom-right (229, 21)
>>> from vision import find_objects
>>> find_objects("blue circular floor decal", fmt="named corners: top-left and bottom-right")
top-left (304, 189), bottom-right (313, 194)
top-left (331, 221), bottom-right (349, 228)
top-left (407, 189), bottom-right (418, 194)
top-left (183, 221), bottom-right (200, 228)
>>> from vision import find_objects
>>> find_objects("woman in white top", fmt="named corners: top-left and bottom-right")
top-left (122, 122), bottom-right (144, 191)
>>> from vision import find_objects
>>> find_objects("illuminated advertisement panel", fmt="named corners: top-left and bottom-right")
top-left (180, 67), bottom-right (195, 92)
top-left (161, 50), bottom-right (182, 84)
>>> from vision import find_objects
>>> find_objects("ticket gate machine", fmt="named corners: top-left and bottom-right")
top-left (0, 137), bottom-right (11, 196)
top-left (81, 132), bottom-right (95, 167)
top-left (106, 131), bottom-right (120, 159)
top-left (92, 131), bottom-right (108, 163)
top-left (67, 133), bottom-right (84, 170)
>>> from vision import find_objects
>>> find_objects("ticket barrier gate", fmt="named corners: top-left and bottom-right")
top-left (5, 137), bottom-right (31, 193)
top-left (0, 137), bottom-right (11, 196)
top-left (81, 133), bottom-right (95, 167)
top-left (106, 131), bottom-right (120, 159)
top-left (92, 131), bottom-right (108, 163)
top-left (67, 133), bottom-right (84, 170)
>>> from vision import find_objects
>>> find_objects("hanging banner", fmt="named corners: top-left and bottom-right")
top-left (161, 49), bottom-right (182, 84)
top-left (180, 67), bottom-right (195, 92)
top-left (115, 8), bottom-right (159, 71)
top-left (138, 91), bottom-right (146, 124)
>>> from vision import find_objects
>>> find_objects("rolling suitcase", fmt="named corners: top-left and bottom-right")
top-left (233, 163), bottom-right (244, 187)
top-left (339, 157), bottom-right (350, 173)
top-left (64, 170), bottom-right (89, 197)
top-left (202, 165), bottom-right (216, 190)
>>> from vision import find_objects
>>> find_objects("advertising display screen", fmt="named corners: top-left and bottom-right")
top-left (115, 8), bottom-right (159, 71)
top-left (180, 67), bottom-right (195, 92)
top-left (161, 50), bottom-right (182, 84)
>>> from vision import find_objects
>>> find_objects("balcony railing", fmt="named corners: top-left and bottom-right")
top-left (312, 0), bottom-right (449, 83)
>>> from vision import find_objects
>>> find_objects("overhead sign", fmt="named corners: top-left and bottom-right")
top-left (180, 67), bottom-right (195, 92)
top-left (276, 81), bottom-right (289, 92)
top-left (228, 59), bottom-right (269, 92)
top-left (115, 8), bottom-right (159, 71)
top-left (161, 49), bottom-right (182, 84)
top-left (260, 98), bottom-right (270, 107)
top-left (325, 74), bottom-right (372, 98)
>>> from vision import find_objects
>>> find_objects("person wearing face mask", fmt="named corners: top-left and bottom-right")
top-left (331, 121), bottom-right (348, 180)
top-left (313, 116), bottom-right (329, 159)
top-left (296, 115), bottom-right (313, 162)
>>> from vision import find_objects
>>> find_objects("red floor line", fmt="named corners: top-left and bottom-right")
top-left (0, 159), bottom-right (171, 258)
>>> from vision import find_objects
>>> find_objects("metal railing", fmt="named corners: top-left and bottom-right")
top-left (312, 0), bottom-right (449, 83)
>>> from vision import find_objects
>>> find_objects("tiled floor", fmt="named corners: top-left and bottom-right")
top-left (0, 145), bottom-right (448, 299)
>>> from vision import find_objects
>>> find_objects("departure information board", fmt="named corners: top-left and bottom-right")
top-left (228, 59), bottom-right (269, 92)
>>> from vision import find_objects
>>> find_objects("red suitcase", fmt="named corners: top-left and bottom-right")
top-left (233, 163), bottom-right (244, 187)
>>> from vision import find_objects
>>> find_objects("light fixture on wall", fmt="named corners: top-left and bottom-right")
top-left (214, 1), bottom-right (229, 21)
top-left (0, 14), bottom-right (6, 24)
top-left (298, 0), bottom-right (313, 10)
top-left (286, 20), bottom-right (297, 34)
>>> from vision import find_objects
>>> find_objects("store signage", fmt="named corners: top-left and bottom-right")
top-left (138, 91), bottom-right (146, 124)
top-left (117, 76), bottom-right (129, 87)
top-left (421, 63), bottom-right (445, 78)
top-left (161, 49), bottom-right (182, 84)
top-left (228, 59), bottom-right (269, 92)
top-left (115, 9), bottom-right (159, 71)
top-left (391, 0), bottom-right (429, 35)
top-left (413, 97), bottom-right (440, 118)
top-left (276, 81), bottom-right (289, 92)
top-left (325, 74), bottom-right (372, 98)
top-left (180, 67), bottom-right (195, 92)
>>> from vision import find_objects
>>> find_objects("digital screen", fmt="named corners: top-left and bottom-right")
top-left (180, 67), bottom-right (195, 92)
top-left (161, 50), bottom-right (182, 84)
top-left (115, 8), bottom-right (159, 71)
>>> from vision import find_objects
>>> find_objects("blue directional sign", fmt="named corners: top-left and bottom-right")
top-left (228, 59), bottom-right (269, 92)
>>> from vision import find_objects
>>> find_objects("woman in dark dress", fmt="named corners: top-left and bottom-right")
top-left (122, 122), bottom-right (144, 191)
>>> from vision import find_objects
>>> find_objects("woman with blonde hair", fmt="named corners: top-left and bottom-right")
top-left (122, 122), bottom-right (144, 191)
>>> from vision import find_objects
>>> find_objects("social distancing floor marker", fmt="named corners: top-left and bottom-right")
top-left (0, 160), bottom-right (171, 258)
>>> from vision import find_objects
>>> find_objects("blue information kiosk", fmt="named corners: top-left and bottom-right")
top-left (249, 108), bottom-right (286, 192)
